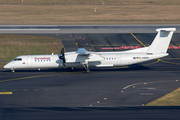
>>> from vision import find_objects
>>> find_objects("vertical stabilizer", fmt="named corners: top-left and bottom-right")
top-left (147, 28), bottom-right (176, 54)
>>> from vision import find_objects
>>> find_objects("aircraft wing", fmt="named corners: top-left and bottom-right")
top-left (76, 48), bottom-right (104, 62)
top-left (76, 48), bottom-right (91, 56)
top-left (66, 48), bottom-right (104, 63)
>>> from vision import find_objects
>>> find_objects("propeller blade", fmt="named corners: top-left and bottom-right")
top-left (61, 47), bottom-right (64, 54)
top-left (60, 47), bottom-right (66, 68)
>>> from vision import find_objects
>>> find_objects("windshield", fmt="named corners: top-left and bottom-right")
top-left (13, 58), bottom-right (22, 61)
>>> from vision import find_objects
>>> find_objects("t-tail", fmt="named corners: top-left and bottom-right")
top-left (147, 28), bottom-right (176, 54)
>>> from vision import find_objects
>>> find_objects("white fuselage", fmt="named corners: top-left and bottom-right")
top-left (4, 52), bottom-right (168, 70)
top-left (4, 55), bottom-right (61, 70)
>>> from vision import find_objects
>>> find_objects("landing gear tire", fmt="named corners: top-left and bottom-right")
top-left (86, 69), bottom-right (90, 73)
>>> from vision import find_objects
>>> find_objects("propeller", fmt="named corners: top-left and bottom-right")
top-left (59, 47), bottom-right (66, 68)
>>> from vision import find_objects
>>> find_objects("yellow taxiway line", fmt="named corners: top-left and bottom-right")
top-left (0, 92), bottom-right (12, 94)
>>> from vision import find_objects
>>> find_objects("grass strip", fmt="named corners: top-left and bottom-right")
top-left (146, 87), bottom-right (180, 106)
top-left (0, 0), bottom-right (180, 25)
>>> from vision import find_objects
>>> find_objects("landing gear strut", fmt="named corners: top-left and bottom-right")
top-left (82, 63), bottom-right (90, 73)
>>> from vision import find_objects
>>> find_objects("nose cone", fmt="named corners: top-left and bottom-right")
top-left (4, 63), bottom-right (11, 69)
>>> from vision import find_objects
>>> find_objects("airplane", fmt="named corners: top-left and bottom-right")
top-left (4, 28), bottom-right (176, 73)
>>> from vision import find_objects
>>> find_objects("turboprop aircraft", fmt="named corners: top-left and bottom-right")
top-left (4, 28), bottom-right (176, 73)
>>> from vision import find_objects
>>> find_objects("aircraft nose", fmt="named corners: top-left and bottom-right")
top-left (4, 63), bottom-right (11, 69)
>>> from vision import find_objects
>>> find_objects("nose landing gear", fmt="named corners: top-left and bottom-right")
top-left (11, 69), bottom-right (15, 73)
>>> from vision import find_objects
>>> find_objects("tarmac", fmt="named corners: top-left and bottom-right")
top-left (0, 25), bottom-right (180, 120)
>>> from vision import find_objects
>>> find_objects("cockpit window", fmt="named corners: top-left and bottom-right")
top-left (14, 58), bottom-right (22, 61)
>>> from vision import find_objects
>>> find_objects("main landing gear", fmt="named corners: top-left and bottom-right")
top-left (82, 63), bottom-right (90, 73)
